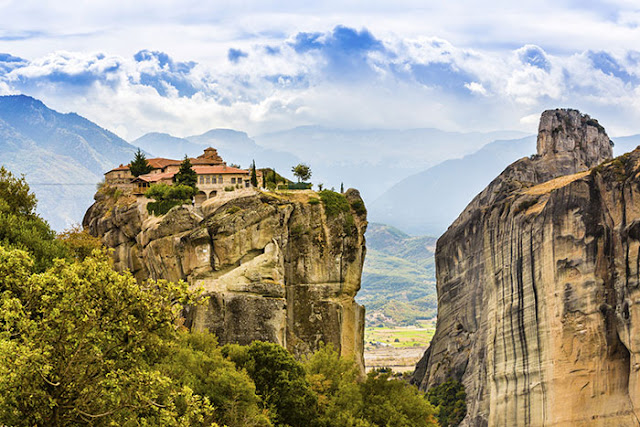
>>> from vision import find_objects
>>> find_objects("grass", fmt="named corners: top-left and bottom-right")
top-left (365, 320), bottom-right (437, 349)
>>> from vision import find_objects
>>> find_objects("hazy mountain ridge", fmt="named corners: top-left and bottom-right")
top-left (358, 223), bottom-right (438, 326)
top-left (0, 95), bottom-right (139, 230)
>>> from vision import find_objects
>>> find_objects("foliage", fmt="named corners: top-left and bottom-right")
top-left (129, 148), bottom-right (153, 177)
top-left (0, 246), bottom-right (214, 426)
top-left (318, 190), bottom-right (351, 217)
top-left (0, 166), bottom-right (68, 271)
top-left (57, 224), bottom-right (103, 261)
top-left (340, 183), bottom-right (344, 193)
top-left (174, 156), bottom-right (198, 189)
top-left (350, 199), bottom-right (367, 216)
top-left (160, 332), bottom-right (271, 427)
top-left (304, 344), bottom-right (366, 426)
top-left (223, 341), bottom-right (318, 426)
top-left (360, 369), bottom-right (438, 427)
top-left (427, 379), bottom-right (467, 427)
top-left (304, 345), bottom-right (438, 427)
top-left (292, 163), bottom-right (312, 182)
top-left (225, 186), bottom-right (235, 192)
top-left (288, 182), bottom-right (313, 190)
top-left (308, 197), bottom-right (320, 205)
top-left (145, 183), bottom-right (196, 216)
top-left (251, 160), bottom-right (258, 187)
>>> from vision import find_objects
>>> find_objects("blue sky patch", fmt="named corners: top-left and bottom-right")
top-left (228, 48), bottom-right (248, 63)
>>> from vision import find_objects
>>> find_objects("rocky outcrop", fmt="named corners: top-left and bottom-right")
top-left (411, 109), bottom-right (640, 425)
top-left (83, 189), bottom-right (367, 370)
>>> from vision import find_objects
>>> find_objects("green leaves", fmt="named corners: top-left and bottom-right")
top-left (130, 148), bottom-right (153, 177)
top-left (174, 156), bottom-right (198, 189)
top-left (145, 183), bottom-right (196, 216)
top-left (0, 167), bottom-right (68, 271)
top-left (0, 246), bottom-right (212, 426)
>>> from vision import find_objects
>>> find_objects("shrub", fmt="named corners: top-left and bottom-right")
top-left (350, 199), bottom-right (367, 216)
top-left (308, 197), bottom-right (320, 205)
top-left (145, 183), bottom-right (196, 216)
top-left (318, 190), bottom-right (350, 217)
top-left (225, 186), bottom-right (235, 192)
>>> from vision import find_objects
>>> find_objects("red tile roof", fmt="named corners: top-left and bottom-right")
top-left (193, 165), bottom-right (249, 174)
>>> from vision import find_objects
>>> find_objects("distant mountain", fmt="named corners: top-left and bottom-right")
top-left (132, 129), bottom-right (301, 173)
top-left (368, 136), bottom-right (537, 236)
top-left (254, 126), bottom-right (528, 202)
top-left (358, 223), bottom-right (438, 326)
top-left (132, 132), bottom-right (203, 159)
top-left (0, 95), bottom-right (138, 230)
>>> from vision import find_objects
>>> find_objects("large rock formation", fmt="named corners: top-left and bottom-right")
top-left (411, 109), bottom-right (640, 425)
top-left (83, 188), bottom-right (367, 370)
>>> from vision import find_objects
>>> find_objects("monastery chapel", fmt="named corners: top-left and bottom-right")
top-left (104, 147), bottom-right (259, 205)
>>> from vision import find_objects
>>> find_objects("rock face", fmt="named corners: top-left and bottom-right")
top-left (411, 109), bottom-right (640, 425)
top-left (83, 189), bottom-right (367, 370)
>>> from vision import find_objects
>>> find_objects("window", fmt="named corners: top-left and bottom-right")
top-left (231, 177), bottom-right (236, 184)
top-left (199, 176), bottom-right (204, 184)
top-left (206, 176), bottom-right (210, 184)
top-left (212, 177), bottom-right (217, 184)
top-left (219, 175), bottom-right (223, 184)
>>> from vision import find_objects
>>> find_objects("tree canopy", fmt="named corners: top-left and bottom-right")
top-left (129, 148), bottom-right (153, 177)
top-left (291, 163), bottom-right (312, 182)
top-left (174, 155), bottom-right (198, 189)
top-left (0, 166), bottom-right (67, 271)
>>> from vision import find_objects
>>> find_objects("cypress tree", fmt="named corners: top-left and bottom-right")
top-left (251, 160), bottom-right (258, 187)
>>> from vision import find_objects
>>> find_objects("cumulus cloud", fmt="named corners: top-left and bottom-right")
top-left (1, 24), bottom-right (640, 138)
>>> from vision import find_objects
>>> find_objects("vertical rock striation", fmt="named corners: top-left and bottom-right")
top-left (412, 109), bottom-right (640, 425)
top-left (83, 189), bottom-right (367, 370)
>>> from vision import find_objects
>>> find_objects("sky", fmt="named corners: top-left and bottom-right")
top-left (0, 0), bottom-right (640, 140)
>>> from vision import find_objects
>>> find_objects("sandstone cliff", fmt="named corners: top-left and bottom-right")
top-left (83, 188), bottom-right (367, 370)
top-left (412, 109), bottom-right (640, 425)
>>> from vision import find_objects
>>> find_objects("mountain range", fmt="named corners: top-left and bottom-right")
top-left (0, 95), bottom-right (137, 230)
top-left (2, 94), bottom-right (638, 237)
top-left (368, 133), bottom-right (640, 236)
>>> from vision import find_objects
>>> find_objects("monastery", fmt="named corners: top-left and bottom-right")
top-left (105, 147), bottom-right (260, 205)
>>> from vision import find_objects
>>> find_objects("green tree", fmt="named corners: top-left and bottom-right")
top-left (291, 163), bottom-right (312, 182)
top-left (145, 183), bottom-right (197, 216)
top-left (427, 379), bottom-right (467, 427)
top-left (174, 155), bottom-right (198, 189)
top-left (0, 166), bottom-right (67, 271)
top-left (340, 182), bottom-right (344, 193)
top-left (304, 344), bottom-right (365, 426)
top-left (0, 246), bottom-right (213, 426)
top-left (223, 341), bottom-right (318, 426)
top-left (262, 169), bottom-right (266, 188)
top-left (251, 160), bottom-right (258, 187)
top-left (161, 332), bottom-right (271, 427)
top-left (129, 148), bottom-right (153, 177)
top-left (360, 369), bottom-right (438, 427)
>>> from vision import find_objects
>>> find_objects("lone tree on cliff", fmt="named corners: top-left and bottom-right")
top-left (129, 148), bottom-right (153, 177)
top-left (174, 155), bottom-right (198, 190)
top-left (292, 163), bottom-right (311, 183)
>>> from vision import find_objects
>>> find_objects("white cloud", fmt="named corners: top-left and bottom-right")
top-left (0, 3), bottom-right (639, 138)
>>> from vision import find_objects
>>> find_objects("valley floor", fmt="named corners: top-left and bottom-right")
top-left (363, 320), bottom-right (436, 373)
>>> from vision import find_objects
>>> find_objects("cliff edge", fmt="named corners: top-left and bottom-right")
top-left (83, 188), bottom-right (367, 370)
top-left (411, 109), bottom-right (640, 425)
